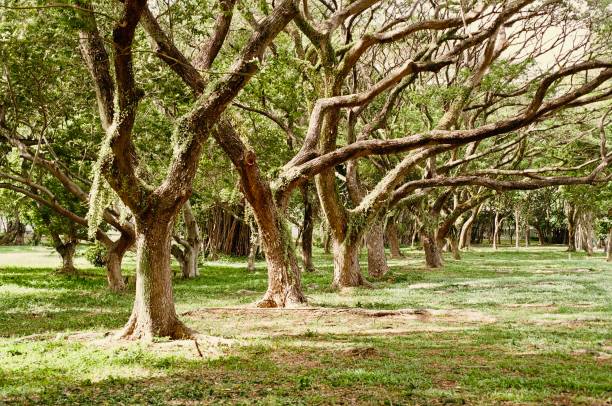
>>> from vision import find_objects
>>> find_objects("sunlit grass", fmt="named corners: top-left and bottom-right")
top-left (0, 245), bottom-right (611, 404)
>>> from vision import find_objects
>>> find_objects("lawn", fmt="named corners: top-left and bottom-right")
top-left (0, 245), bottom-right (611, 405)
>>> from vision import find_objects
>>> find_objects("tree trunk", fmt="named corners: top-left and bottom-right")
top-left (0, 217), bottom-right (26, 245)
top-left (514, 208), bottom-right (520, 249)
top-left (247, 238), bottom-right (257, 272)
top-left (448, 237), bottom-right (461, 260)
top-left (365, 222), bottom-right (389, 278)
top-left (51, 232), bottom-right (78, 273)
top-left (421, 231), bottom-right (443, 268)
top-left (535, 225), bottom-right (545, 245)
top-left (524, 225), bottom-right (530, 247)
top-left (493, 213), bottom-right (504, 250)
top-left (607, 228), bottom-right (611, 262)
top-left (459, 209), bottom-right (477, 250)
top-left (120, 219), bottom-right (192, 340)
top-left (566, 204), bottom-right (576, 252)
top-left (256, 219), bottom-right (306, 307)
top-left (323, 231), bottom-right (331, 254)
top-left (105, 232), bottom-right (133, 292)
top-left (300, 184), bottom-right (315, 272)
top-left (387, 222), bottom-right (403, 258)
top-left (331, 236), bottom-right (366, 289)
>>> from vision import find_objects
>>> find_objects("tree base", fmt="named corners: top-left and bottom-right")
top-left (256, 287), bottom-right (307, 308)
top-left (55, 265), bottom-right (78, 274)
top-left (118, 315), bottom-right (195, 341)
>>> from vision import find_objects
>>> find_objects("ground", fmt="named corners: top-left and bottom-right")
top-left (0, 245), bottom-right (611, 405)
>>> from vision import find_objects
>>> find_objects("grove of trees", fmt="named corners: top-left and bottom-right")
top-left (0, 0), bottom-right (610, 340)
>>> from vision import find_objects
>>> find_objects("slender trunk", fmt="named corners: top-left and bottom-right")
top-left (421, 231), bottom-right (443, 268)
top-left (120, 219), bottom-right (191, 340)
top-left (300, 184), bottom-right (315, 272)
top-left (331, 236), bottom-right (366, 289)
top-left (459, 209), bottom-right (477, 250)
top-left (387, 222), bottom-right (403, 258)
top-left (514, 209), bottom-right (520, 249)
top-left (323, 231), bottom-right (331, 254)
top-left (182, 201), bottom-right (201, 278)
top-left (524, 225), bottom-right (530, 247)
top-left (535, 226), bottom-right (545, 246)
top-left (493, 214), bottom-right (504, 250)
top-left (582, 227), bottom-right (593, 256)
top-left (448, 237), bottom-right (461, 260)
top-left (566, 205), bottom-right (576, 252)
top-left (247, 238), bottom-right (257, 272)
top-left (607, 228), bottom-right (611, 262)
top-left (365, 222), bottom-right (388, 278)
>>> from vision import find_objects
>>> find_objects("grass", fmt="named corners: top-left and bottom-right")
top-left (0, 245), bottom-right (611, 405)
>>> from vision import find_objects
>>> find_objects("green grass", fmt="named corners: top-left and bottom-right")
top-left (0, 245), bottom-right (611, 404)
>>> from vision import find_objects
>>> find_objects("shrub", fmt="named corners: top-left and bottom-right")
top-left (84, 242), bottom-right (107, 267)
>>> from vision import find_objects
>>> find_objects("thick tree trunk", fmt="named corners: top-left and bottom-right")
top-left (256, 220), bottom-right (306, 307)
top-left (58, 243), bottom-right (77, 273)
top-left (365, 222), bottom-right (389, 278)
top-left (51, 232), bottom-right (78, 273)
top-left (387, 222), bottom-right (403, 258)
top-left (300, 184), bottom-right (315, 272)
top-left (421, 231), bottom-right (443, 268)
top-left (120, 220), bottom-right (192, 340)
top-left (331, 237), bottom-right (366, 289)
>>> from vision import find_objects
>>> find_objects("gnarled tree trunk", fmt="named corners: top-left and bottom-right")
top-left (365, 222), bottom-right (388, 278)
top-left (120, 218), bottom-right (192, 340)
top-left (171, 201), bottom-right (202, 279)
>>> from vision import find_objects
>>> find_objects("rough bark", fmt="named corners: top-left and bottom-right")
top-left (300, 183), bottom-right (316, 272)
top-left (365, 222), bottom-right (389, 277)
top-left (331, 237), bottom-right (366, 289)
top-left (120, 218), bottom-right (192, 340)
top-left (566, 205), bottom-right (577, 252)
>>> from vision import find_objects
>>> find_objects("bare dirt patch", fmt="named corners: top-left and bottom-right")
top-left (180, 307), bottom-right (496, 338)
